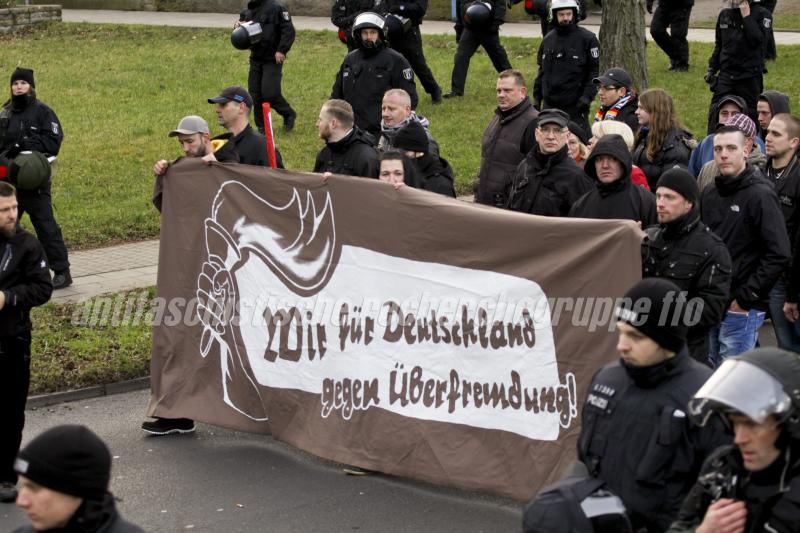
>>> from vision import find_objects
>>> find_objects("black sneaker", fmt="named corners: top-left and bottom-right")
top-left (669, 64), bottom-right (689, 72)
top-left (52, 270), bottom-right (73, 290)
top-left (442, 91), bottom-right (463, 99)
top-left (431, 87), bottom-right (443, 104)
top-left (141, 417), bottom-right (196, 436)
top-left (0, 482), bottom-right (17, 503)
top-left (284, 113), bottom-right (296, 132)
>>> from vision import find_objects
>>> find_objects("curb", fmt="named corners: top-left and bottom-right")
top-left (27, 376), bottom-right (150, 409)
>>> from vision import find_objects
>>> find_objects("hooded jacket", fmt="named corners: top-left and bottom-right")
top-left (758, 90), bottom-right (791, 138)
top-left (767, 151), bottom-right (800, 300)
top-left (700, 163), bottom-right (791, 310)
top-left (697, 142), bottom-right (767, 195)
top-left (569, 134), bottom-right (657, 226)
top-left (689, 132), bottom-right (766, 178)
top-left (240, 0), bottom-right (296, 63)
top-left (314, 127), bottom-right (378, 178)
top-left (632, 126), bottom-right (694, 191)
top-left (412, 153), bottom-right (456, 197)
top-left (505, 143), bottom-right (593, 216)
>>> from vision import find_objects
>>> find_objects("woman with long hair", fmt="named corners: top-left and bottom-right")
top-left (632, 88), bottom-right (694, 190)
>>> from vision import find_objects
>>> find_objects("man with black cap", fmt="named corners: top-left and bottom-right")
top-left (592, 67), bottom-right (640, 135)
top-left (12, 424), bottom-right (143, 532)
top-left (392, 120), bottom-right (455, 197)
top-left (642, 166), bottom-right (732, 365)
top-left (569, 134), bottom-right (657, 226)
top-left (0, 67), bottom-right (70, 290)
top-left (0, 182), bottom-right (51, 503)
top-left (505, 108), bottom-right (592, 216)
top-left (313, 99), bottom-right (378, 178)
top-left (668, 347), bottom-right (800, 532)
top-left (578, 278), bottom-right (730, 532)
top-left (701, 124), bottom-right (790, 365)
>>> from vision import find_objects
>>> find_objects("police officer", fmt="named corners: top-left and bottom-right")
top-left (238, 0), bottom-right (297, 133)
top-left (444, 0), bottom-right (512, 98)
top-left (332, 12), bottom-right (419, 140)
top-left (532, 0), bottom-right (599, 131)
top-left (647, 0), bottom-right (694, 71)
top-left (705, 0), bottom-right (772, 134)
top-left (0, 67), bottom-right (70, 289)
top-left (375, 0), bottom-right (442, 103)
top-left (525, 0), bottom-right (587, 38)
top-left (668, 347), bottom-right (800, 532)
top-left (578, 278), bottom-right (730, 532)
top-left (331, 0), bottom-right (373, 51)
top-left (642, 167), bottom-right (732, 365)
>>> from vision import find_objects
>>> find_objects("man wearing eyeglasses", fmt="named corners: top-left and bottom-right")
top-left (592, 67), bottom-right (641, 136)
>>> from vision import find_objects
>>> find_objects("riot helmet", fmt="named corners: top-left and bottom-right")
top-left (549, 0), bottom-right (580, 22)
top-left (385, 13), bottom-right (411, 44)
top-left (462, 1), bottom-right (493, 30)
top-left (352, 12), bottom-right (387, 50)
top-left (230, 21), bottom-right (262, 50)
top-left (689, 348), bottom-right (800, 440)
top-left (9, 151), bottom-right (52, 191)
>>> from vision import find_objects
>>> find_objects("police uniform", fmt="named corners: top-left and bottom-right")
top-left (331, 0), bottom-right (374, 51)
top-left (331, 46), bottom-right (419, 140)
top-left (533, 21), bottom-right (599, 129)
top-left (649, 0), bottom-right (694, 70)
top-left (448, 0), bottom-right (512, 96)
top-left (375, 0), bottom-right (441, 101)
top-left (240, 0), bottom-right (296, 132)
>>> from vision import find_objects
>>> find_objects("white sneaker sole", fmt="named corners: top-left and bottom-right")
top-left (141, 426), bottom-right (196, 436)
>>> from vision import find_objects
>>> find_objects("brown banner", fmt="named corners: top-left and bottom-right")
top-left (148, 158), bottom-right (643, 501)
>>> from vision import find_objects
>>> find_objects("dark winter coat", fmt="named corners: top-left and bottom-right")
top-left (313, 127), bottom-right (378, 178)
top-left (375, 0), bottom-right (428, 27)
top-left (231, 125), bottom-right (284, 168)
top-left (700, 163), bottom-right (791, 310)
top-left (569, 135), bottom-right (657, 226)
top-left (596, 94), bottom-right (640, 136)
top-left (642, 211), bottom-right (732, 362)
top-left (412, 152), bottom-right (456, 197)
top-left (533, 23), bottom-right (599, 112)
top-left (0, 97), bottom-right (63, 157)
top-left (633, 126), bottom-right (694, 191)
top-left (709, 5), bottom-right (772, 81)
top-left (505, 144), bottom-right (593, 216)
top-left (475, 98), bottom-right (539, 206)
top-left (768, 152), bottom-right (800, 302)
top-left (331, 0), bottom-right (374, 35)
top-left (0, 225), bottom-right (52, 340)
top-left (240, 0), bottom-right (296, 63)
top-left (12, 493), bottom-right (144, 533)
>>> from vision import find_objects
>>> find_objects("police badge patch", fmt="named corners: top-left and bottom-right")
top-left (283, 11), bottom-right (290, 21)
top-left (590, 47), bottom-right (599, 59)
top-left (763, 18), bottom-right (772, 29)
top-left (51, 122), bottom-right (59, 135)
top-left (403, 68), bottom-right (413, 81)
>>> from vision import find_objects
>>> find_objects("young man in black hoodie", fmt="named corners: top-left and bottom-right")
top-left (569, 133), bottom-right (657, 226)
top-left (701, 125), bottom-right (790, 365)
top-left (505, 108), bottom-right (592, 216)
top-left (757, 89), bottom-right (791, 141)
top-left (392, 119), bottom-right (455, 197)
top-left (313, 99), bottom-right (378, 178)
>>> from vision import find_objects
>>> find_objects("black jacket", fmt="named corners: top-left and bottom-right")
top-left (596, 93), bottom-right (640, 136)
top-left (642, 211), bottom-right (732, 361)
top-left (331, 47), bottom-right (418, 138)
top-left (412, 153), bottom-right (456, 197)
top-left (313, 127), bottom-right (378, 178)
top-left (0, 97), bottom-right (63, 157)
top-left (708, 5), bottom-right (772, 80)
top-left (240, 0), bottom-right (295, 63)
top-left (331, 0), bottom-right (373, 33)
top-left (569, 135), bottom-right (657, 226)
top-left (533, 23), bottom-right (599, 111)
top-left (505, 144), bottom-right (593, 216)
top-left (12, 493), bottom-right (144, 533)
top-left (768, 152), bottom-right (800, 301)
top-left (632, 127), bottom-right (694, 191)
top-left (578, 352), bottom-right (730, 533)
top-left (700, 164), bottom-right (791, 310)
top-left (0, 225), bottom-right (52, 340)
top-left (375, 0), bottom-right (428, 27)
top-left (666, 444), bottom-right (800, 533)
top-left (230, 125), bottom-right (284, 168)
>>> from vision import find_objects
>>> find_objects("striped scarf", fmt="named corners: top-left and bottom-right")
top-left (595, 92), bottom-right (633, 122)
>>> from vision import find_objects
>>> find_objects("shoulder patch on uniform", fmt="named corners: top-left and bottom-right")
top-left (763, 18), bottom-right (772, 29)
top-left (590, 47), bottom-right (599, 58)
top-left (403, 68), bottom-right (413, 81)
top-left (51, 122), bottom-right (59, 135)
top-left (40, 259), bottom-right (46, 269)
top-left (282, 11), bottom-right (290, 21)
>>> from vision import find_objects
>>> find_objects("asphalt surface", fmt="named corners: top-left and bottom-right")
top-left (0, 389), bottom-right (520, 533)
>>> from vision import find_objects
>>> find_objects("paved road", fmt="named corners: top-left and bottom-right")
top-left (0, 390), bottom-right (520, 533)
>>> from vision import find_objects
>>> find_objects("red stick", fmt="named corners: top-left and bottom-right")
top-left (262, 102), bottom-right (277, 169)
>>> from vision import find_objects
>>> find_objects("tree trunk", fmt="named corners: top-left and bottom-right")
top-left (599, 0), bottom-right (649, 93)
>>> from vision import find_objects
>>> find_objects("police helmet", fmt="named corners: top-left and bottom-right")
top-left (462, 1), bottom-right (494, 30)
top-left (352, 12), bottom-right (387, 49)
top-left (689, 348), bottom-right (800, 439)
top-left (9, 151), bottom-right (51, 191)
top-left (524, 0), bottom-right (549, 17)
top-left (230, 21), bottom-right (263, 50)
top-left (385, 13), bottom-right (411, 43)
top-left (549, 0), bottom-right (580, 22)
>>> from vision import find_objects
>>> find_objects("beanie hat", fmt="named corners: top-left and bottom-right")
top-left (10, 67), bottom-right (35, 88)
top-left (656, 166), bottom-right (698, 205)
top-left (15, 425), bottom-right (112, 500)
top-left (615, 278), bottom-right (688, 353)
top-left (392, 121), bottom-right (428, 153)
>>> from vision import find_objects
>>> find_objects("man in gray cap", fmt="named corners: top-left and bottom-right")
top-left (592, 67), bottom-right (640, 135)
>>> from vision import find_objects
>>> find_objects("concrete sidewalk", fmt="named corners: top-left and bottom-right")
top-left (61, 9), bottom-right (800, 45)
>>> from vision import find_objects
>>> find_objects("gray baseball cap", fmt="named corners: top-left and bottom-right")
top-left (168, 115), bottom-right (209, 137)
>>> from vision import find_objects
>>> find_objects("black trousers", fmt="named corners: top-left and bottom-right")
top-left (762, 0), bottom-right (777, 60)
top-left (650, 4), bottom-right (691, 68)
top-left (390, 26), bottom-right (440, 96)
top-left (707, 74), bottom-right (763, 134)
top-left (450, 27), bottom-right (512, 94)
top-left (248, 61), bottom-right (295, 132)
top-left (0, 336), bottom-right (31, 484)
top-left (17, 183), bottom-right (69, 273)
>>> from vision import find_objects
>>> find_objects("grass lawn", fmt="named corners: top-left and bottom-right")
top-left (0, 22), bottom-right (798, 251)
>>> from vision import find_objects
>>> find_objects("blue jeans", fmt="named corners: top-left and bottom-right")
top-left (708, 309), bottom-right (766, 367)
top-left (768, 280), bottom-right (800, 352)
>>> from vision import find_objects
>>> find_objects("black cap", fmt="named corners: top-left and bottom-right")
top-left (393, 121), bottom-right (429, 153)
top-left (537, 108), bottom-right (570, 128)
top-left (207, 86), bottom-right (253, 108)
top-left (716, 94), bottom-right (746, 114)
top-left (10, 67), bottom-right (34, 88)
top-left (657, 166), bottom-right (699, 205)
top-left (616, 278), bottom-right (688, 353)
top-left (567, 121), bottom-right (590, 146)
top-left (593, 67), bottom-right (632, 89)
top-left (15, 425), bottom-right (112, 500)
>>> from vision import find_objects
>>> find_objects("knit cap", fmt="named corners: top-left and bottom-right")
top-left (657, 166), bottom-right (698, 205)
top-left (10, 67), bottom-right (34, 88)
top-left (392, 121), bottom-right (428, 153)
top-left (615, 278), bottom-right (688, 353)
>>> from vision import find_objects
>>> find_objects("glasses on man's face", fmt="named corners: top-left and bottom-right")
top-left (538, 125), bottom-right (566, 135)
top-left (598, 85), bottom-right (619, 92)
